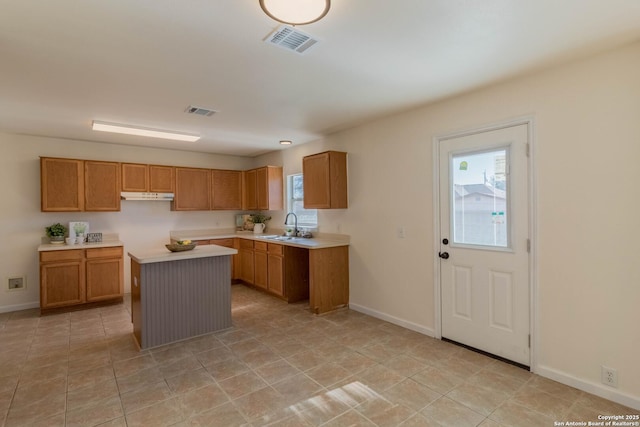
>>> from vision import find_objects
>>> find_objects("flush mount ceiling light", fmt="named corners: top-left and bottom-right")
top-left (259, 0), bottom-right (331, 26)
top-left (92, 121), bottom-right (200, 142)
top-left (279, 140), bottom-right (292, 145)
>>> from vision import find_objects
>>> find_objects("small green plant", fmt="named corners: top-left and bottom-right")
top-left (45, 223), bottom-right (67, 237)
top-left (250, 212), bottom-right (271, 224)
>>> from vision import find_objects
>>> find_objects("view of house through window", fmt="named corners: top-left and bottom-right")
top-left (452, 148), bottom-right (509, 248)
top-left (288, 174), bottom-right (318, 228)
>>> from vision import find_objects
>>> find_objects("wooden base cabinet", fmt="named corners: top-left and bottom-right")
top-left (40, 246), bottom-right (124, 314)
top-left (86, 247), bottom-right (124, 302)
top-left (238, 240), bottom-right (255, 285)
top-left (309, 246), bottom-right (349, 314)
top-left (40, 250), bottom-right (85, 309)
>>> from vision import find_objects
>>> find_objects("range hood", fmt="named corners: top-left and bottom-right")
top-left (121, 192), bottom-right (174, 201)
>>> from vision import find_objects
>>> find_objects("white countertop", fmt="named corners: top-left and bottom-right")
top-left (170, 229), bottom-right (350, 250)
top-left (38, 240), bottom-right (124, 252)
top-left (128, 244), bottom-right (238, 264)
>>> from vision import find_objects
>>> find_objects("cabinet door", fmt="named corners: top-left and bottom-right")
top-left (212, 169), bottom-right (242, 210)
top-left (85, 247), bottom-right (124, 302)
top-left (173, 167), bottom-right (211, 210)
top-left (256, 167), bottom-right (268, 210)
top-left (243, 169), bottom-right (257, 210)
top-left (41, 157), bottom-right (84, 212)
top-left (267, 253), bottom-right (284, 296)
top-left (254, 250), bottom-right (268, 289)
top-left (256, 167), bottom-right (283, 211)
top-left (121, 163), bottom-right (148, 192)
top-left (239, 249), bottom-right (255, 284)
top-left (303, 151), bottom-right (348, 209)
top-left (40, 261), bottom-right (85, 308)
top-left (149, 165), bottom-right (175, 193)
top-left (85, 161), bottom-right (121, 211)
top-left (86, 257), bottom-right (124, 302)
top-left (303, 153), bottom-right (331, 208)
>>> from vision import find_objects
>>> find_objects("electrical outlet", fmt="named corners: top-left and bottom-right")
top-left (7, 276), bottom-right (25, 290)
top-left (601, 366), bottom-right (618, 388)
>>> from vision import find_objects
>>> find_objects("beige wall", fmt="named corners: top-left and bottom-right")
top-left (1, 40), bottom-right (638, 408)
top-left (258, 41), bottom-right (640, 408)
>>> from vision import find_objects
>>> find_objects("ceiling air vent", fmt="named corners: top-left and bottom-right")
top-left (264, 26), bottom-right (319, 54)
top-left (184, 105), bottom-right (217, 117)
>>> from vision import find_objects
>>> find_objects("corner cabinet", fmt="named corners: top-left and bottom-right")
top-left (303, 151), bottom-right (348, 209)
top-left (39, 246), bottom-right (124, 313)
top-left (243, 166), bottom-right (283, 211)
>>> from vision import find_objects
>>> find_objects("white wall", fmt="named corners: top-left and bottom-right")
top-left (257, 41), bottom-right (640, 408)
top-left (0, 134), bottom-right (254, 311)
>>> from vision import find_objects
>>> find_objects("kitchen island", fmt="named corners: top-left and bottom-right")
top-left (128, 244), bottom-right (237, 350)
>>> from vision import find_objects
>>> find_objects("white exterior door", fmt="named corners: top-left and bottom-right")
top-left (439, 124), bottom-right (530, 366)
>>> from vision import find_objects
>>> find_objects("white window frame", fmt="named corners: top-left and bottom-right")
top-left (287, 173), bottom-right (318, 230)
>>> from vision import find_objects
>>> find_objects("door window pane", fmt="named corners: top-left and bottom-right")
top-left (452, 148), bottom-right (509, 247)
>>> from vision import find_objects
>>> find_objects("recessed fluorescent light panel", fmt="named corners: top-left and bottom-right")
top-left (279, 140), bottom-right (292, 145)
top-left (92, 121), bottom-right (200, 142)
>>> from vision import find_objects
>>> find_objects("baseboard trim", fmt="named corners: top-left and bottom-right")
top-left (349, 303), bottom-right (435, 337)
top-left (0, 301), bottom-right (39, 314)
top-left (537, 365), bottom-right (640, 411)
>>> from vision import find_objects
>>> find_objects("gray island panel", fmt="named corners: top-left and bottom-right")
top-left (130, 248), bottom-right (234, 349)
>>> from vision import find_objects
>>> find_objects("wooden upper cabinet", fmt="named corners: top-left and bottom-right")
top-left (212, 169), bottom-right (242, 210)
top-left (303, 151), bottom-right (348, 209)
top-left (149, 165), bottom-right (175, 193)
top-left (256, 166), bottom-right (283, 211)
top-left (121, 163), bottom-right (148, 192)
top-left (121, 163), bottom-right (175, 193)
top-left (41, 157), bottom-right (84, 212)
top-left (85, 161), bottom-right (121, 211)
top-left (243, 169), bottom-right (257, 210)
top-left (173, 167), bottom-right (211, 210)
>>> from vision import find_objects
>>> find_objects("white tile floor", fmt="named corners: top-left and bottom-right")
top-left (0, 284), bottom-right (637, 426)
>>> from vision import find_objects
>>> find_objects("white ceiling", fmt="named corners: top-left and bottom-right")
top-left (2, 1), bottom-right (639, 157)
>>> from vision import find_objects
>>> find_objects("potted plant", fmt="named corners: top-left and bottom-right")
top-left (45, 223), bottom-right (67, 244)
top-left (250, 212), bottom-right (271, 234)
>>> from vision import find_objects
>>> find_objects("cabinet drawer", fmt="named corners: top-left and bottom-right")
top-left (210, 238), bottom-right (234, 248)
top-left (254, 241), bottom-right (268, 252)
top-left (239, 239), bottom-right (254, 250)
top-left (85, 247), bottom-right (123, 259)
top-left (267, 243), bottom-right (283, 255)
top-left (40, 249), bottom-right (83, 263)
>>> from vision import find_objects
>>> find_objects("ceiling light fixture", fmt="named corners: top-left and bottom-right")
top-left (279, 140), bottom-right (293, 145)
top-left (259, 0), bottom-right (331, 26)
top-left (92, 121), bottom-right (200, 142)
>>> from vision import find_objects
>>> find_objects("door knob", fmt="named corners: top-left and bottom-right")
top-left (439, 252), bottom-right (450, 259)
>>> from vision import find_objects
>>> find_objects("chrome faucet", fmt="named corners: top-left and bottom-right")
top-left (284, 212), bottom-right (298, 236)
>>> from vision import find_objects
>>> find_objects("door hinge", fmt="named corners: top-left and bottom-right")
top-left (526, 143), bottom-right (530, 157)
top-left (528, 334), bottom-right (531, 348)
top-left (526, 238), bottom-right (531, 253)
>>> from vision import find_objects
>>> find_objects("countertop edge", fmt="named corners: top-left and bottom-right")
top-left (171, 232), bottom-right (350, 249)
top-left (129, 245), bottom-right (238, 264)
top-left (38, 241), bottom-right (124, 252)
